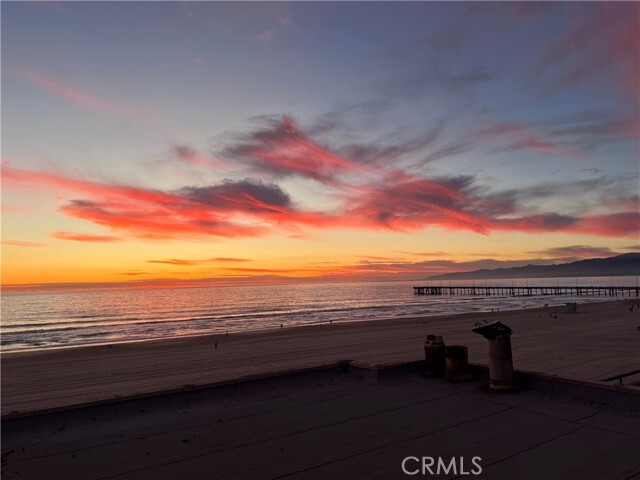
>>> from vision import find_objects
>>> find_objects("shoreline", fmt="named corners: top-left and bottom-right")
top-left (2, 299), bottom-right (639, 417)
top-left (1, 297), bottom-right (631, 355)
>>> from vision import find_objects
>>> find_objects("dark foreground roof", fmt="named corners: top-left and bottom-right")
top-left (2, 365), bottom-right (639, 480)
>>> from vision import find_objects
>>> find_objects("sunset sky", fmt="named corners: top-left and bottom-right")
top-left (2, 1), bottom-right (639, 289)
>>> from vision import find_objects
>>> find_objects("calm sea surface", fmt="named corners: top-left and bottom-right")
top-left (2, 276), bottom-right (638, 351)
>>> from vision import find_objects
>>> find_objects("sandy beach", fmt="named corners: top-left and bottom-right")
top-left (2, 298), bottom-right (639, 417)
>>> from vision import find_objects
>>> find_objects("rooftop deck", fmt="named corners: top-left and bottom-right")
top-left (2, 366), bottom-right (639, 480)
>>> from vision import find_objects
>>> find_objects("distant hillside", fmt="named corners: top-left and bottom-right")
top-left (426, 253), bottom-right (640, 280)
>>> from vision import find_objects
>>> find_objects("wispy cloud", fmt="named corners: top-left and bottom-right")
top-left (222, 115), bottom-right (370, 185)
top-left (148, 257), bottom-right (252, 266)
top-left (119, 271), bottom-right (151, 276)
top-left (479, 122), bottom-right (583, 159)
top-left (51, 232), bottom-right (122, 243)
top-left (1, 240), bottom-right (47, 247)
top-left (408, 114), bottom-right (615, 170)
top-left (381, 59), bottom-right (494, 101)
top-left (338, 121), bottom-right (444, 167)
top-left (529, 245), bottom-right (618, 259)
top-left (398, 251), bottom-right (450, 257)
top-left (341, 170), bottom-right (638, 238)
top-left (544, 114), bottom-right (639, 149)
top-left (257, 30), bottom-right (277, 43)
top-left (342, 171), bottom-right (489, 233)
top-left (414, 139), bottom-right (474, 167)
top-left (220, 267), bottom-right (291, 273)
top-left (307, 99), bottom-right (391, 136)
top-left (18, 67), bottom-right (145, 122)
top-left (148, 259), bottom-right (208, 266)
top-left (5, 161), bottom-right (637, 240)
top-left (569, 212), bottom-right (640, 238)
top-left (290, 257), bottom-right (561, 281)
top-left (213, 257), bottom-right (253, 263)
top-left (173, 145), bottom-right (227, 168)
top-left (535, 3), bottom-right (639, 104)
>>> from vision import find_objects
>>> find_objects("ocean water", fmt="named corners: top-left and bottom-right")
top-left (2, 276), bottom-right (638, 351)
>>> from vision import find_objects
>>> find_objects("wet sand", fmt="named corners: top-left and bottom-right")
top-left (2, 298), bottom-right (639, 417)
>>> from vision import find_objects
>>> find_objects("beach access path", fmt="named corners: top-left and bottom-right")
top-left (2, 299), bottom-right (640, 417)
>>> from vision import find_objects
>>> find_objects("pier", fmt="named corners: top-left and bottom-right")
top-left (413, 285), bottom-right (640, 297)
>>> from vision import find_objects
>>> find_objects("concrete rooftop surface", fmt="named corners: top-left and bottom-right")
top-left (2, 365), bottom-right (639, 480)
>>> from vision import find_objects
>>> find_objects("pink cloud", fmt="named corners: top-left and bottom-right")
top-left (3, 166), bottom-right (188, 206)
top-left (225, 116), bottom-right (371, 185)
top-left (479, 122), bottom-right (583, 159)
top-left (57, 198), bottom-right (268, 240)
top-left (4, 163), bottom-right (637, 241)
top-left (340, 171), bottom-right (638, 238)
top-left (173, 145), bottom-right (227, 168)
top-left (257, 30), bottom-right (277, 43)
top-left (51, 232), bottom-right (123, 243)
top-left (342, 171), bottom-right (492, 233)
top-left (569, 211), bottom-right (640, 238)
top-left (3, 165), bottom-right (330, 240)
top-left (18, 67), bottom-right (145, 122)
top-left (538, 3), bottom-right (639, 104)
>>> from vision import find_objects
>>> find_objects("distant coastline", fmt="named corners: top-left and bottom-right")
top-left (426, 253), bottom-right (640, 280)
